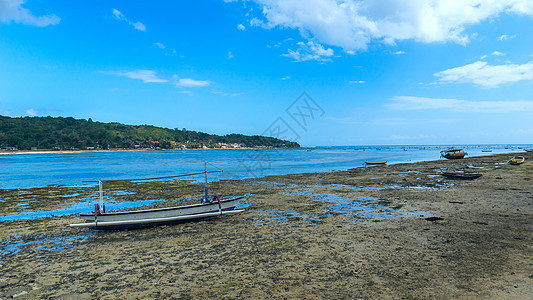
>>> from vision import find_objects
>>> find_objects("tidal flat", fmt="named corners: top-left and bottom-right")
top-left (1, 152), bottom-right (532, 299)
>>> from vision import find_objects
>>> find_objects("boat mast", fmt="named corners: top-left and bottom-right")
top-left (98, 180), bottom-right (103, 213)
top-left (204, 161), bottom-right (208, 203)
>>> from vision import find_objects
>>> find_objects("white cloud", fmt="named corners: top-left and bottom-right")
top-left (111, 71), bottom-right (210, 89)
top-left (0, 109), bottom-right (11, 116)
top-left (281, 76), bottom-right (291, 80)
top-left (249, 17), bottom-right (264, 27)
top-left (228, 51), bottom-right (234, 59)
top-left (177, 91), bottom-right (194, 96)
top-left (154, 43), bottom-right (179, 56)
top-left (283, 41), bottom-right (334, 62)
top-left (25, 108), bottom-right (37, 116)
top-left (491, 51), bottom-right (506, 56)
top-left (175, 78), bottom-right (210, 87)
top-left (112, 8), bottom-right (146, 32)
top-left (392, 51), bottom-right (406, 55)
top-left (434, 61), bottom-right (533, 88)
top-left (349, 80), bottom-right (365, 84)
top-left (211, 90), bottom-right (244, 96)
top-left (118, 70), bottom-right (168, 83)
top-left (132, 22), bottom-right (146, 31)
top-left (0, 0), bottom-right (60, 26)
top-left (249, 0), bottom-right (533, 51)
top-left (237, 23), bottom-right (246, 30)
top-left (498, 34), bottom-right (517, 41)
top-left (387, 96), bottom-right (533, 113)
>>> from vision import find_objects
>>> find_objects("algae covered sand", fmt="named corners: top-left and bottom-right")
top-left (1, 152), bottom-right (532, 299)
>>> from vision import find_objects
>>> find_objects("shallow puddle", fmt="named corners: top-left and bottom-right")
top-left (1, 199), bottom-right (166, 222)
top-left (254, 182), bottom-right (430, 225)
top-left (0, 232), bottom-right (98, 261)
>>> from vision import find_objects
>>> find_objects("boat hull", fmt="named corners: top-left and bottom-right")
top-left (71, 209), bottom-right (244, 229)
top-left (509, 157), bottom-right (525, 165)
top-left (441, 172), bottom-right (482, 179)
top-left (365, 161), bottom-right (387, 165)
top-left (79, 197), bottom-right (243, 223)
top-left (441, 152), bottom-right (466, 159)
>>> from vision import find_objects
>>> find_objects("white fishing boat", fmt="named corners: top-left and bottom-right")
top-left (70, 163), bottom-right (244, 229)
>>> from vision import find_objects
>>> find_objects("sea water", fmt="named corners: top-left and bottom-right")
top-left (0, 144), bottom-right (529, 190)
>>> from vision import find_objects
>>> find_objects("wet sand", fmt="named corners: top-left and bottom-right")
top-left (1, 152), bottom-right (532, 299)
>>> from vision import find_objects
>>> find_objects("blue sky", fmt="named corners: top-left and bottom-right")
top-left (1, 0), bottom-right (533, 146)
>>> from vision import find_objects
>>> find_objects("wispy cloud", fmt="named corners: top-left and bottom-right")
top-left (281, 76), bottom-right (291, 80)
top-left (25, 108), bottom-right (37, 117)
top-left (154, 42), bottom-right (178, 56)
top-left (434, 61), bottom-right (533, 88)
top-left (0, 0), bottom-right (60, 26)
top-left (349, 80), bottom-right (365, 84)
top-left (112, 8), bottom-right (146, 32)
top-left (118, 70), bottom-right (168, 83)
top-left (283, 41), bottom-right (334, 62)
top-left (372, 118), bottom-right (457, 126)
top-left (228, 51), bottom-right (234, 59)
top-left (237, 23), bottom-right (246, 30)
top-left (387, 96), bottom-right (533, 113)
top-left (491, 51), bottom-right (506, 56)
top-left (211, 91), bottom-right (244, 97)
top-left (498, 34), bottom-right (517, 41)
top-left (175, 78), bottom-right (210, 87)
top-left (109, 70), bottom-right (211, 90)
top-left (177, 91), bottom-right (194, 96)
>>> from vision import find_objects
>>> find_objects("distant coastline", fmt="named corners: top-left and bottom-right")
top-left (0, 147), bottom-right (270, 156)
top-left (0, 115), bottom-right (300, 151)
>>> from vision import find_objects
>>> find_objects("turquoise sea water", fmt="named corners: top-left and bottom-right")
top-left (0, 144), bottom-right (529, 190)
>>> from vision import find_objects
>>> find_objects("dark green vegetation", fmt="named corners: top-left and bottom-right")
top-left (0, 116), bottom-right (299, 150)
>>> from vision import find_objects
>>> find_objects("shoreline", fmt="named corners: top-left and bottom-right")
top-left (1, 144), bottom-right (530, 156)
top-left (0, 151), bottom-right (532, 298)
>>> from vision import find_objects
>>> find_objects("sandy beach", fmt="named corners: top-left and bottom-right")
top-left (1, 152), bottom-right (532, 299)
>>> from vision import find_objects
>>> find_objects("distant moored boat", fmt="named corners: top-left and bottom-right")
top-left (365, 161), bottom-right (387, 165)
top-left (441, 148), bottom-right (466, 159)
top-left (508, 156), bottom-right (525, 165)
top-left (441, 171), bottom-right (482, 179)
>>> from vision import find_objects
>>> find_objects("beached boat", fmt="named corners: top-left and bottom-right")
top-left (70, 164), bottom-right (244, 229)
top-left (440, 148), bottom-right (466, 159)
top-left (441, 171), bottom-right (482, 179)
top-left (365, 161), bottom-right (387, 165)
top-left (508, 156), bottom-right (525, 165)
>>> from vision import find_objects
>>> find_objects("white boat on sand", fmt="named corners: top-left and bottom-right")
top-left (70, 163), bottom-right (245, 229)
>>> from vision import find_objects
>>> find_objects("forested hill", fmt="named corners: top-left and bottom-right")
top-left (0, 116), bottom-right (300, 150)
